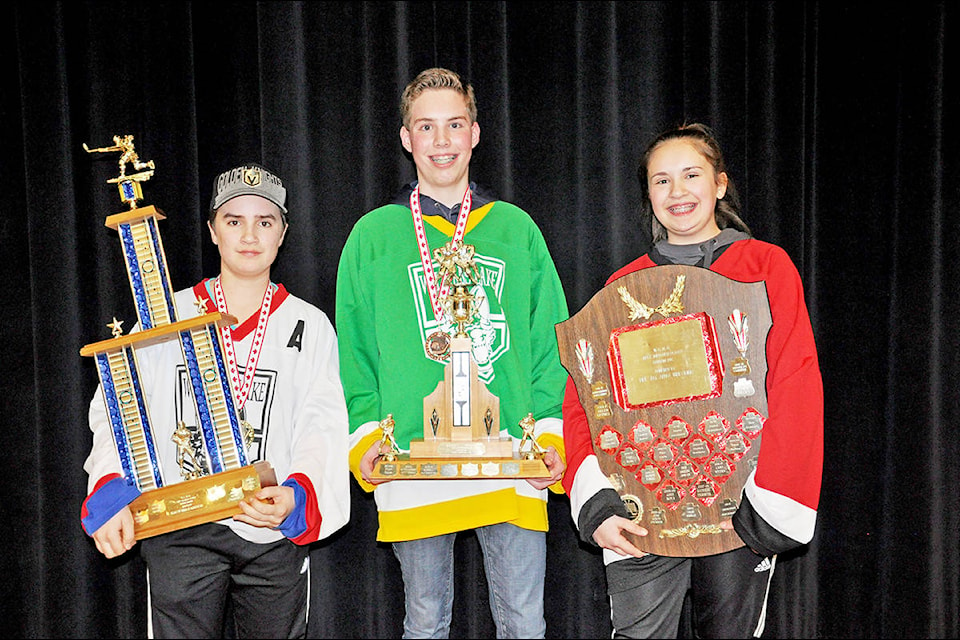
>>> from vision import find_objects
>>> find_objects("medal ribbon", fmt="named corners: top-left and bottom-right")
top-left (410, 185), bottom-right (472, 323)
top-left (213, 276), bottom-right (273, 410)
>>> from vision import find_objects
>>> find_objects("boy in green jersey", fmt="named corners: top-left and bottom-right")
top-left (336, 67), bottom-right (569, 638)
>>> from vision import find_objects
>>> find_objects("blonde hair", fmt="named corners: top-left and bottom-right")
top-left (400, 68), bottom-right (477, 129)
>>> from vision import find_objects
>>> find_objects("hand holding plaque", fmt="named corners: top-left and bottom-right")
top-left (555, 265), bottom-right (771, 557)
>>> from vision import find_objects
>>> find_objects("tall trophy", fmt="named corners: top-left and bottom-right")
top-left (80, 135), bottom-right (276, 540)
top-left (369, 240), bottom-right (550, 480)
top-left (555, 265), bottom-right (771, 557)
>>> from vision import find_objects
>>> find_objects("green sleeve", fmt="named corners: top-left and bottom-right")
top-left (528, 222), bottom-right (569, 421)
top-left (335, 222), bottom-right (381, 435)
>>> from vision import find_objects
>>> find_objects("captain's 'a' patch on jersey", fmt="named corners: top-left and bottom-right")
top-left (286, 319), bottom-right (305, 352)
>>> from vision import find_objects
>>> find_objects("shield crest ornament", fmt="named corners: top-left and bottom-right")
top-left (556, 265), bottom-right (771, 557)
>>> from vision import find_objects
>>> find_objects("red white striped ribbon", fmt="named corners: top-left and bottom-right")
top-left (410, 185), bottom-right (472, 323)
top-left (213, 276), bottom-right (273, 410)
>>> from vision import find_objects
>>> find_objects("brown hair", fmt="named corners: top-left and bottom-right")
top-left (400, 68), bottom-right (477, 129)
top-left (638, 123), bottom-right (750, 243)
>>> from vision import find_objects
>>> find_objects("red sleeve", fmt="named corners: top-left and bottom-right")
top-left (716, 241), bottom-right (824, 511)
top-left (561, 376), bottom-right (595, 495)
top-left (286, 473), bottom-right (323, 545)
top-left (754, 249), bottom-right (824, 510)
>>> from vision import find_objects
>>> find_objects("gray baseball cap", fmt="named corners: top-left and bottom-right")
top-left (210, 163), bottom-right (287, 214)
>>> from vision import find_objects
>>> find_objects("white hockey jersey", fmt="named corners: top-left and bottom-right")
top-left (82, 280), bottom-right (350, 545)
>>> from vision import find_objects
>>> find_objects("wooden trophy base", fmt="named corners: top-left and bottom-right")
top-left (369, 451), bottom-right (550, 480)
top-left (129, 461), bottom-right (277, 540)
top-left (409, 435), bottom-right (515, 458)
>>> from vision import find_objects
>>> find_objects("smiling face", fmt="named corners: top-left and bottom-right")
top-left (208, 194), bottom-right (287, 281)
top-left (399, 88), bottom-right (480, 206)
top-left (646, 138), bottom-right (728, 245)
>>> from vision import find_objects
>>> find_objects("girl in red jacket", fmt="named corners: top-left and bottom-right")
top-left (562, 123), bottom-right (823, 638)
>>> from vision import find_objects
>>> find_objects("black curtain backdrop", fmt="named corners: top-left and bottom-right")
top-left (3, 1), bottom-right (958, 638)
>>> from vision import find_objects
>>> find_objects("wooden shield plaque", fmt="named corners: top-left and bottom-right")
top-left (555, 265), bottom-right (771, 557)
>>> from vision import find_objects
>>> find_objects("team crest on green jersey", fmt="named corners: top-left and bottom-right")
top-left (408, 252), bottom-right (509, 384)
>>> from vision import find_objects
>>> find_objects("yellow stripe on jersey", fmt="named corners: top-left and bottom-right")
top-left (349, 430), bottom-right (383, 493)
top-left (375, 487), bottom-right (549, 542)
top-left (422, 202), bottom-right (494, 235)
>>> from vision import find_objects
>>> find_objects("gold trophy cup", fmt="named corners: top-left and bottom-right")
top-left (370, 241), bottom-right (550, 480)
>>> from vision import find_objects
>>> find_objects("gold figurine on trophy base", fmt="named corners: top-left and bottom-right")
top-left (370, 240), bottom-right (549, 481)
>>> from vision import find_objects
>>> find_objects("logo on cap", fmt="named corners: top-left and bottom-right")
top-left (243, 168), bottom-right (262, 187)
top-left (210, 163), bottom-right (287, 214)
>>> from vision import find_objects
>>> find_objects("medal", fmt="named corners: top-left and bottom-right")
top-left (411, 185), bottom-right (472, 361)
top-left (213, 276), bottom-right (273, 422)
top-left (424, 330), bottom-right (452, 360)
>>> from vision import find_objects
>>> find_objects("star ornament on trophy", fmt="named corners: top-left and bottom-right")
top-left (369, 239), bottom-right (550, 480)
top-left (80, 135), bottom-right (276, 540)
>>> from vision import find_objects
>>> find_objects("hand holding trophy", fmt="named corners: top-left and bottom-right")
top-left (369, 239), bottom-right (550, 481)
top-left (79, 136), bottom-right (276, 541)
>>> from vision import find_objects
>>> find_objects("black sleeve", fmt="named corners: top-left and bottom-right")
top-left (732, 492), bottom-right (805, 557)
top-left (577, 488), bottom-right (633, 547)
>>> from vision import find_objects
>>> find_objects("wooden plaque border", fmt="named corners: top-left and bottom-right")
top-left (556, 265), bottom-right (771, 557)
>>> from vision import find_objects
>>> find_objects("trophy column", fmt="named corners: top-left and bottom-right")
top-left (80, 136), bottom-right (275, 539)
top-left (369, 241), bottom-right (551, 480)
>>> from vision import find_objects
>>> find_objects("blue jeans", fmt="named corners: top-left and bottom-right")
top-left (392, 523), bottom-right (547, 639)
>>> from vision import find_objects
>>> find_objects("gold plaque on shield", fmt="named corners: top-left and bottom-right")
top-left (555, 265), bottom-right (771, 557)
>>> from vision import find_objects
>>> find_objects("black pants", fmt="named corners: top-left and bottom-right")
top-left (607, 547), bottom-right (773, 639)
top-left (140, 523), bottom-right (309, 639)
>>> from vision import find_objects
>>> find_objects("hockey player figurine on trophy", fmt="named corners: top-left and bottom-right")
top-left (78, 139), bottom-right (280, 542)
